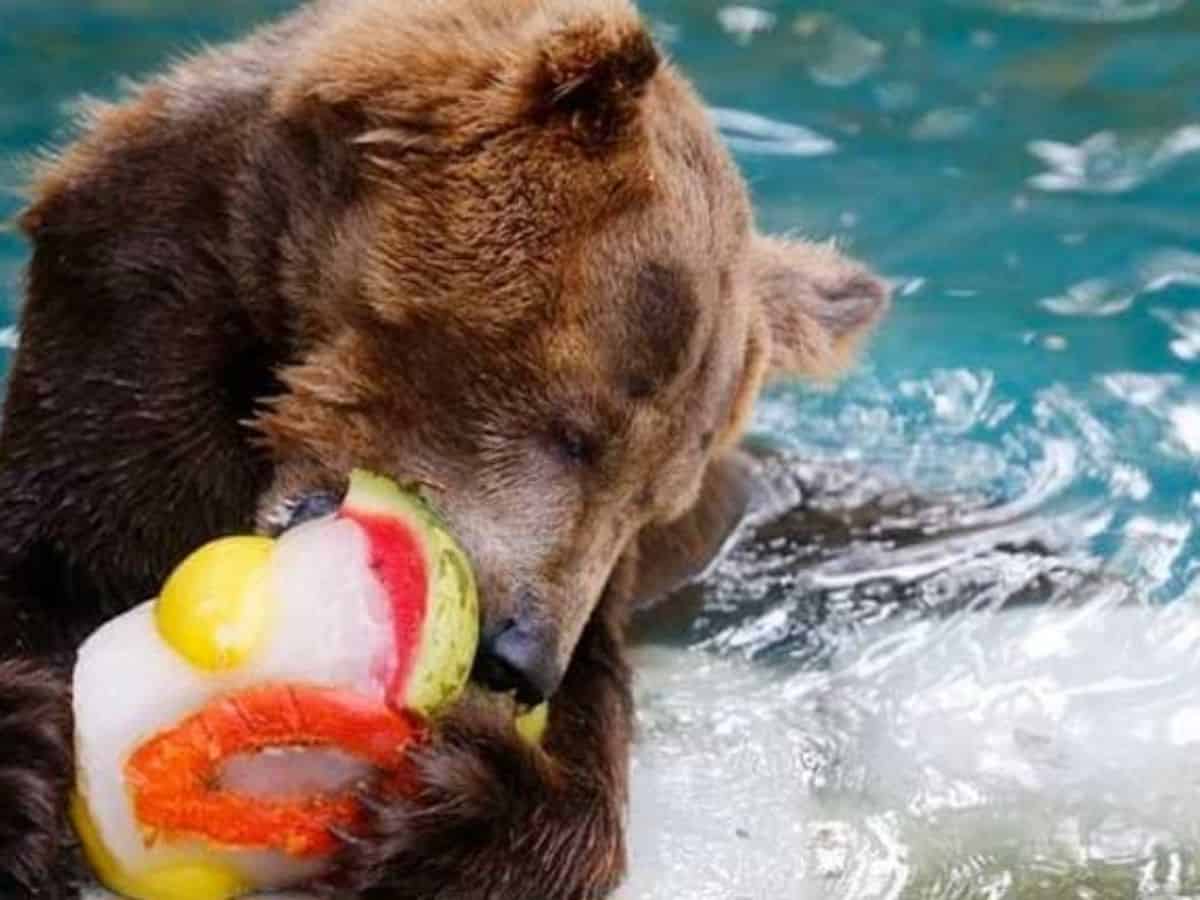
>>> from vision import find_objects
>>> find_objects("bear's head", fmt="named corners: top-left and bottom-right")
top-left (254, 0), bottom-right (889, 704)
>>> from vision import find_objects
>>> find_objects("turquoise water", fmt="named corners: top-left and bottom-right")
top-left (4, 2), bottom-right (1200, 899)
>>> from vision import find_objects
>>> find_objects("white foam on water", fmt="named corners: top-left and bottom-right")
top-left (619, 599), bottom-right (1200, 898)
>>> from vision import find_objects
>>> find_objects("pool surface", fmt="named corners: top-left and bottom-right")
top-left (4, 1), bottom-right (1200, 898)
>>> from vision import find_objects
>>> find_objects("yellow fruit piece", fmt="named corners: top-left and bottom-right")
top-left (155, 537), bottom-right (275, 671)
top-left (515, 703), bottom-right (549, 745)
top-left (72, 792), bottom-right (251, 900)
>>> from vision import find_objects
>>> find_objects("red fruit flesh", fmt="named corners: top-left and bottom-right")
top-left (338, 508), bottom-right (429, 711)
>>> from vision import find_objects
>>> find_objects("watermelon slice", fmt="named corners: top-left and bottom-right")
top-left (339, 469), bottom-right (479, 718)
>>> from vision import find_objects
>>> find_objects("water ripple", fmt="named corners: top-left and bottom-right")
top-left (625, 336), bottom-right (1200, 897)
top-left (792, 13), bottom-right (885, 88)
top-left (711, 107), bottom-right (837, 157)
top-left (626, 585), bottom-right (1200, 899)
top-left (1040, 248), bottom-right (1200, 318)
top-left (1028, 126), bottom-right (1200, 194)
top-left (961, 0), bottom-right (1187, 23)
top-left (1040, 278), bottom-right (1137, 317)
top-left (910, 107), bottom-right (977, 142)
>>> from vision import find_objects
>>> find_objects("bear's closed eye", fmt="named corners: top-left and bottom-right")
top-left (550, 421), bottom-right (599, 466)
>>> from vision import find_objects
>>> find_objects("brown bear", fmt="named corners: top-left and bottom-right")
top-left (0, 1), bottom-right (889, 897)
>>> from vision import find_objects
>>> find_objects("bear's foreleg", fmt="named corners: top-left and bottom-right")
top-left (0, 656), bottom-right (75, 900)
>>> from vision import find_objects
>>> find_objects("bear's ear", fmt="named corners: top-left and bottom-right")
top-left (272, 3), bottom-right (659, 152)
top-left (524, 16), bottom-right (660, 145)
top-left (748, 235), bottom-right (890, 380)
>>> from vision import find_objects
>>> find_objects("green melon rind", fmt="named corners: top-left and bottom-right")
top-left (344, 470), bottom-right (480, 719)
top-left (343, 470), bottom-right (444, 530)
top-left (408, 528), bottom-right (479, 718)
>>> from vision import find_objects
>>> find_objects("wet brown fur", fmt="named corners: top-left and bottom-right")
top-left (0, 1), bottom-right (889, 897)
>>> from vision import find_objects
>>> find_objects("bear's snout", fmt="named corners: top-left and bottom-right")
top-left (473, 603), bottom-right (563, 706)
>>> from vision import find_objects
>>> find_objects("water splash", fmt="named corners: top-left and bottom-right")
top-left (623, 340), bottom-right (1200, 897)
top-left (623, 455), bottom-right (1200, 899)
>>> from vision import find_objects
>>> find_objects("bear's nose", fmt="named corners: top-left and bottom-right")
top-left (472, 614), bottom-right (562, 706)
